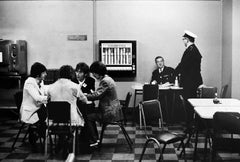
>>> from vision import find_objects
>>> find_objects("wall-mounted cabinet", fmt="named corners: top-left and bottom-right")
top-left (99, 40), bottom-right (136, 77)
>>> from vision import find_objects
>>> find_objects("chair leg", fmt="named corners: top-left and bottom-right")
top-left (22, 125), bottom-right (29, 143)
top-left (180, 140), bottom-right (186, 157)
top-left (159, 144), bottom-right (166, 161)
top-left (99, 124), bottom-right (107, 149)
top-left (11, 123), bottom-right (25, 151)
top-left (139, 139), bottom-right (151, 162)
top-left (44, 129), bottom-right (48, 161)
top-left (119, 124), bottom-right (132, 150)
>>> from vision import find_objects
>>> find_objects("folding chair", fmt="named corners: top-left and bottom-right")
top-left (44, 101), bottom-right (77, 160)
top-left (220, 84), bottom-right (228, 98)
top-left (98, 106), bottom-right (133, 150)
top-left (139, 84), bottom-right (159, 128)
top-left (139, 99), bottom-right (186, 161)
top-left (212, 112), bottom-right (240, 161)
top-left (198, 86), bottom-right (217, 98)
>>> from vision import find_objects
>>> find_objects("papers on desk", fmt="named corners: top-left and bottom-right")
top-left (131, 82), bottom-right (182, 90)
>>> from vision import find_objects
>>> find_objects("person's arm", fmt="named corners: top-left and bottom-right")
top-left (25, 82), bottom-right (48, 104)
top-left (151, 70), bottom-right (157, 84)
top-left (86, 80), bottom-right (108, 101)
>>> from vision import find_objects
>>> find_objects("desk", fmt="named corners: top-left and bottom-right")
top-left (132, 83), bottom-right (183, 125)
top-left (188, 98), bottom-right (240, 160)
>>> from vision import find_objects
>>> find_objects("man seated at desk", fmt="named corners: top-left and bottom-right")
top-left (151, 56), bottom-right (175, 86)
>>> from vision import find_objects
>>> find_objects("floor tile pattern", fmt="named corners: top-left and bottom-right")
top-left (0, 112), bottom-right (240, 162)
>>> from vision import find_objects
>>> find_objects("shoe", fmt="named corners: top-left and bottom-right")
top-left (90, 142), bottom-right (98, 147)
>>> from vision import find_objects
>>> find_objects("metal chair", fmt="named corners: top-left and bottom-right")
top-left (139, 84), bottom-right (159, 128)
top-left (139, 99), bottom-right (186, 161)
top-left (98, 106), bottom-right (133, 150)
top-left (220, 84), bottom-right (228, 98)
top-left (212, 112), bottom-right (240, 161)
top-left (198, 86), bottom-right (217, 98)
top-left (11, 91), bottom-right (32, 150)
top-left (45, 101), bottom-right (78, 160)
top-left (120, 92), bottom-right (132, 125)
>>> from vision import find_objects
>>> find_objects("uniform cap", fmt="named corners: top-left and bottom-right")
top-left (183, 30), bottom-right (197, 39)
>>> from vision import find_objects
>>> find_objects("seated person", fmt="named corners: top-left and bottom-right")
top-left (75, 62), bottom-right (95, 116)
top-left (85, 61), bottom-right (122, 148)
top-left (47, 65), bottom-right (87, 126)
top-left (75, 62), bottom-right (95, 95)
top-left (20, 62), bottom-right (48, 145)
top-left (151, 56), bottom-right (175, 85)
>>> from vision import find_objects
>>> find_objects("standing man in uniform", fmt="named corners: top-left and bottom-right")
top-left (175, 30), bottom-right (203, 99)
top-left (151, 56), bottom-right (175, 85)
top-left (175, 30), bottom-right (203, 122)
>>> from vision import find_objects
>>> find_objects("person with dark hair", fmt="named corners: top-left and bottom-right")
top-left (151, 56), bottom-right (175, 85)
top-left (85, 61), bottom-right (122, 148)
top-left (20, 62), bottom-right (48, 146)
top-left (75, 62), bottom-right (96, 153)
top-left (75, 62), bottom-right (95, 94)
top-left (47, 65), bottom-right (87, 126)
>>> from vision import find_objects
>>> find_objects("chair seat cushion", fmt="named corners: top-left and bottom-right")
top-left (149, 130), bottom-right (185, 144)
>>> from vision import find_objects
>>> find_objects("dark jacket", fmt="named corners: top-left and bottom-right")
top-left (151, 66), bottom-right (175, 84)
top-left (80, 76), bottom-right (95, 94)
top-left (175, 44), bottom-right (203, 98)
top-left (86, 75), bottom-right (122, 122)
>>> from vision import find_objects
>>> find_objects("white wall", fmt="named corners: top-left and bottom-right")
top-left (0, 0), bottom-right (224, 107)
top-left (222, 0), bottom-right (232, 97)
top-left (96, 1), bottom-right (222, 105)
top-left (231, 0), bottom-right (240, 98)
top-left (0, 1), bottom-right (94, 70)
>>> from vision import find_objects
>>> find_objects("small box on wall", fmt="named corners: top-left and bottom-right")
top-left (99, 40), bottom-right (137, 78)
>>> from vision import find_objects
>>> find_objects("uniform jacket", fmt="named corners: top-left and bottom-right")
top-left (47, 78), bottom-right (87, 126)
top-left (151, 66), bottom-right (175, 84)
top-left (175, 44), bottom-right (203, 98)
top-left (20, 77), bottom-right (48, 124)
top-left (86, 75), bottom-right (122, 122)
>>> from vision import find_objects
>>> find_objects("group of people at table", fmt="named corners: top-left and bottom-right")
top-left (20, 61), bottom-right (122, 151)
top-left (19, 30), bottom-right (207, 153)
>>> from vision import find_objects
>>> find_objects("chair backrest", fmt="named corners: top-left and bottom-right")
top-left (199, 86), bottom-right (217, 98)
top-left (178, 95), bottom-right (190, 124)
top-left (220, 84), bottom-right (228, 98)
top-left (141, 99), bottom-right (163, 130)
top-left (143, 84), bottom-right (159, 101)
top-left (14, 91), bottom-right (23, 111)
top-left (47, 101), bottom-right (71, 124)
top-left (124, 92), bottom-right (132, 108)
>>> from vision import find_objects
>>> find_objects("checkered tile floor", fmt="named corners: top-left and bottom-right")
top-left (0, 111), bottom-right (240, 162)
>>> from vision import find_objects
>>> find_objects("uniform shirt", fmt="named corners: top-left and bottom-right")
top-left (151, 66), bottom-right (175, 84)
